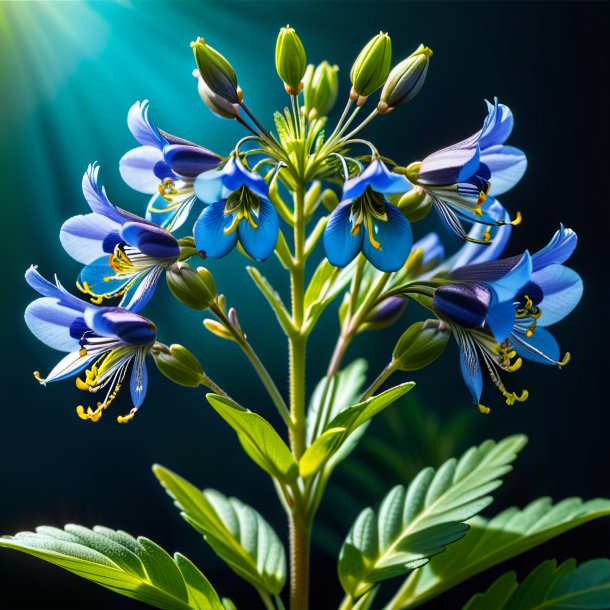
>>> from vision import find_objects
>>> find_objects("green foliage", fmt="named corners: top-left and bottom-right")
top-left (246, 266), bottom-right (293, 334)
top-left (396, 496), bottom-right (610, 608)
top-left (0, 525), bottom-right (223, 610)
top-left (154, 465), bottom-right (286, 596)
top-left (338, 435), bottom-right (527, 600)
top-left (206, 394), bottom-right (298, 483)
top-left (463, 559), bottom-right (610, 610)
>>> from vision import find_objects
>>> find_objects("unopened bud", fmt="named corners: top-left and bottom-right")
top-left (275, 25), bottom-right (307, 95)
top-left (363, 296), bottom-right (407, 331)
top-left (378, 45), bottom-right (432, 114)
top-left (350, 32), bottom-right (392, 104)
top-left (393, 320), bottom-right (450, 371)
top-left (152, 343), bottom-right (205, 387)
top-left (321, 189), bottom-right (339, 212)
top-left (191, 37), bottom-right (242, 104)
top-left (167, 262), bottom-right (217, 310)
top-left (303, 61), bottom-right (339, 120)
top-left (397, 186), bottom-right (433, 222)
top-left (193, 69), bottom-right (240, 119)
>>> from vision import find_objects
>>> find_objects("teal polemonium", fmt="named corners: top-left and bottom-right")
top-left (24, 267), bottom-right (157, 423)
top-left (407, 98), bottom-right (526, 243)
top-left (193, 156), bottom-right (279, 261)
top-left (61, 164), bottom-right (180, 311)
top-left (119, 100), bottom-right (221, 230)
top-left (323, 160), bottom-right (413, 271)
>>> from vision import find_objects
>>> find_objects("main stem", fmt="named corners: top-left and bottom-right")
top-left (289, 182), bottom-right (309, 610)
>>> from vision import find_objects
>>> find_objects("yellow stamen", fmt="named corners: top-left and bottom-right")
top-left (503, 388), bottom-right (529, 406)
top-left (483, 227), bottom-right (492, 243)
top-left (76, 381), bottom-right (122, 423)
top-left (478, 403), bottom-right (491, 415)
top-left (33, 371), bottom-right (46, 384)
top-left (158, 178), bottom-right (178, 202)
top-left (117, 408), bottom-right (137, 424)
top-left (558, 352), bottom-right (571, 367)
top-left (366, 216), bottom-right (382, 250)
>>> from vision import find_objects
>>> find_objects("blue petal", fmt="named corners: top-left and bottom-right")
top-left (488, 251), bottom-right (532, 303)
top-left (512, 327), bottom-right (561, 366)
top-left (25, 266), bottom-right (89, 312)
top-left (486, 300), bottom-right (516, 343)
top-left (418, 132), bottom-right (481, 186)
top-left (146, 191), bottom-right (198, 231)
top-left (532, 265), bottom-right (583, 327)
top-left (120, 221), bottom-right (179, 259)
top-left (79, 257), bottom-right (133, 298)
top-left (433, 283), bottom-right (491, 328)
top-left (361, 202), bottom-right (413, 272)
top-left (43, 349), bottom-right (98, 383)
top-left (194, 200), bottom-right (238, 259)
top-left (481, 144), bottom-right (527, 196)
top-left (195, 157), bottom-right (267, 204)
top-left (237, 197), bottom-right (279, 261)
top-left (532, 225), bottom-right (578, 271)
top-left (120, 146), bottom-right (167, 194)
top-left (323, 201), bottom-right (363, 267)
top-left (130, 350), bottom-right (148, 408)
top-left (82, 164), bottom-right (126, 225)
top-left (163, 144), bottom-right (220, 178)
top-left (60, 213), bottom-right (121, 265)
top-left (479, 98), bottom-right (514, 149)
top-left (84, 308), bottom-right (156, 346)
top-left (127, 100), bottom-right (166, 149)
top-left (120, 267), bottom-right (164, 313)
top-left (24, 298), bottom-right (83, 352)
top-left (342, 160), bottom-right (411, 199)
top-left (456, 332), bottom-right (483, 403)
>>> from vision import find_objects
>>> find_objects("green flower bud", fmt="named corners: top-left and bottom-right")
top-left (191, 37), bottom-right (242, 104)
top-left (303, 61), bottom-right (339, 120)
top-left (397, 186), bottom-right (433, 222)
top-left (193, 69), bottom-right (240, 119)
top-left (321, 188), bottom-right (339, 212)
top-left (166, 262), bottom-right (217, 310)
top-left (152, 343), bottom-right (205, 387)
top-left (393, 320), bottom-right (450, 371)
top-left (350, 32), bottom-right (392, 104)
top-left (275, 25), bottom-right (307, 95)
top-left (378, 45), bottom-right (432, 114)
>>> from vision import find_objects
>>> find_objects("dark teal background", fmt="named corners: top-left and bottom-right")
top-left (1, 1), bottom-right (608, 608)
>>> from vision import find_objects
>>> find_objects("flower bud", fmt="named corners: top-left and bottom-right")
top-left (191, 37), bottom-right (242, 104)
top-left (152, 343), bottom-right (205, 387)
top-left (350, 33), bottom-right (392, 104)
top-left (193, 69), bottom-right (240, 119)
top-left (378, 45), bottom-right (432, 114)
top-left (321, 188), bottom-right (339, 212)
top-left (275, 25), bottom-right (307, 95)
top-left (303, 61), bottom-right (339, 120)
top-left (393, 319), bottom-right (450, 371)
top-left (397, 186), bottom-right (433, 222)
top-left (166, 262), bottom-right (217, 310)
top-left (363, 296), bottom-right (407, 331)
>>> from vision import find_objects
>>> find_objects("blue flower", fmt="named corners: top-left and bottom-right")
top-left (61, 164), bottom-right (180, 311)
top-left (119, 100), bottom-right (221, 230)
top-left (24, 266), bottom-right (157, 423)
top-left (193, 156), bottom-right (279, 261)
top-left (323, 160), bottom-right (413, 272)
top-left (408, 98), bottom-right (526, 243)
top-left (432, 226), bottom-right (582, 410)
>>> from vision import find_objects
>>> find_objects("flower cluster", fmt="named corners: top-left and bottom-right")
top-left (24, 26), bottom-right (582, 421)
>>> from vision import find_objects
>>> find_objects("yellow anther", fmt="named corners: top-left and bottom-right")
top-left (510, 211), bottom-right (522, 226)
top-left (558, 352), bottom-right (571, 367)
top-left (79, 347), bottom-right (88, 357)
top-left (478, 403), bottom-right (491, 415)
top-left (75, 377), bottom-right (90, 391)
top-left (503, 388), bottom-right (529, 406)
top-left (33, 371), bottom-right (46, 384)
top-left (483, 227), bottom-right (492, 243)
top-left (366, 217), bottom-right (382, 250)
top-left (158, 178), bottom-right (178, 202)
top-left (117, 408), bottom-right (137, 424)
top-left (473, 207), bottom-right (483, 217)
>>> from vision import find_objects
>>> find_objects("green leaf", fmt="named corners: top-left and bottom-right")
top-left (153, 465), bottom-right (286, 595)
top-left (463, 559), bottom-right (610, 610)
top-left (0, 525), bottom-right (223, 610)
top-left (395, 496), bottom-right (610, 609)
top-left (274, 111), bottom-right (291, 147)
top-left (206, 394), bottom-right (298, 483)
top-left (246, 267), bottom-right (293, 334)
top-left (301, 383), bottom-right (415, 478)
top-left (303, 259), bottom-right (355, 331)
top-left (338, 435), bottom-right (527, 599)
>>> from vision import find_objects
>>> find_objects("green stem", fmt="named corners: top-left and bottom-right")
top-left (360, 360), bottom-right (398, 401)
top-left (258, 589), bottom-right (276, 610)
top-left (212, 306), bottom-right (291, 427)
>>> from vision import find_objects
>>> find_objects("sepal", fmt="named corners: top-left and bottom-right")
top-left (167, 262), bottom-right (217, 310)
top-left (152, 343), bottom-right (206, 387)
top-left (393, 320), bottom-right (450, 371)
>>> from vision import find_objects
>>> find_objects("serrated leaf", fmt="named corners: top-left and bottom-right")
top-left (339, 435), bottom-right (527, 599)
top-left (301, 383), bottom-right (415, 478)
top-left (0, 525), bottom-right (223, 610)
top-left (463, 559), bottom-right (610, 610)
top-left (206, 394), bottom-right (298, 483)
top-left (153, 465), bottom-right (286, 595)
top-left (395, 496), bottom-right (610, 609)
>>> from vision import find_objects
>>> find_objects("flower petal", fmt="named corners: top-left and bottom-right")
top-left (84, 308), bottom-right (156, 346)
top-left (163, 144), bottom-right (220, 178)
top-left (512, 327), bottom-right (561, 366)
top-left (130, 350), bottom-right (148, 408)
top-left (486, 300), bottom-right (516, 343)
top-left (456, 330), bottom-right (483, 404)
top-left (119, 146), bottom-right (168, 194)
top-left (237, 197), bottom-right (279, 261)
top-left (323, 201), bottom-right (363, 268)
top-left (120, 221), bottom-right (179, 259)
top-left (479, 98), bottom-right (514, 149)
top-left (24, 298), bottom-right (83, 352)
top-left (488, 251), bottom-right (532, 303)
top-left (418, 132), bottom-right (481, 186)
top-left (343, 160), bottom-right (411, 199)
top-left (532, 265), bottom-right (583, 327)
top-left (82, 164), bottom-right (125, 222)
top-left (127, 100), bottom-right (165, 148)
top-left (60, 213), bottom-right (121, 265)
top-left (194, 200), bottom-right (239, 259)
top-left (146, 190), bottom-right (197, 231)
top-left (481, 144), bottom-right (527, 196)
top-left (532, 225), bottom-right (577, 271)
top-left (25, 266), bottom-right (89, 312)
top-left (120, 267), bottom-right (164, 313)
top-left (44, 349), bottom-right (97, 383)
top-left (362, 202), bottom-right (413, 272)
top-left (79, 257), bottom-right (133, 299)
